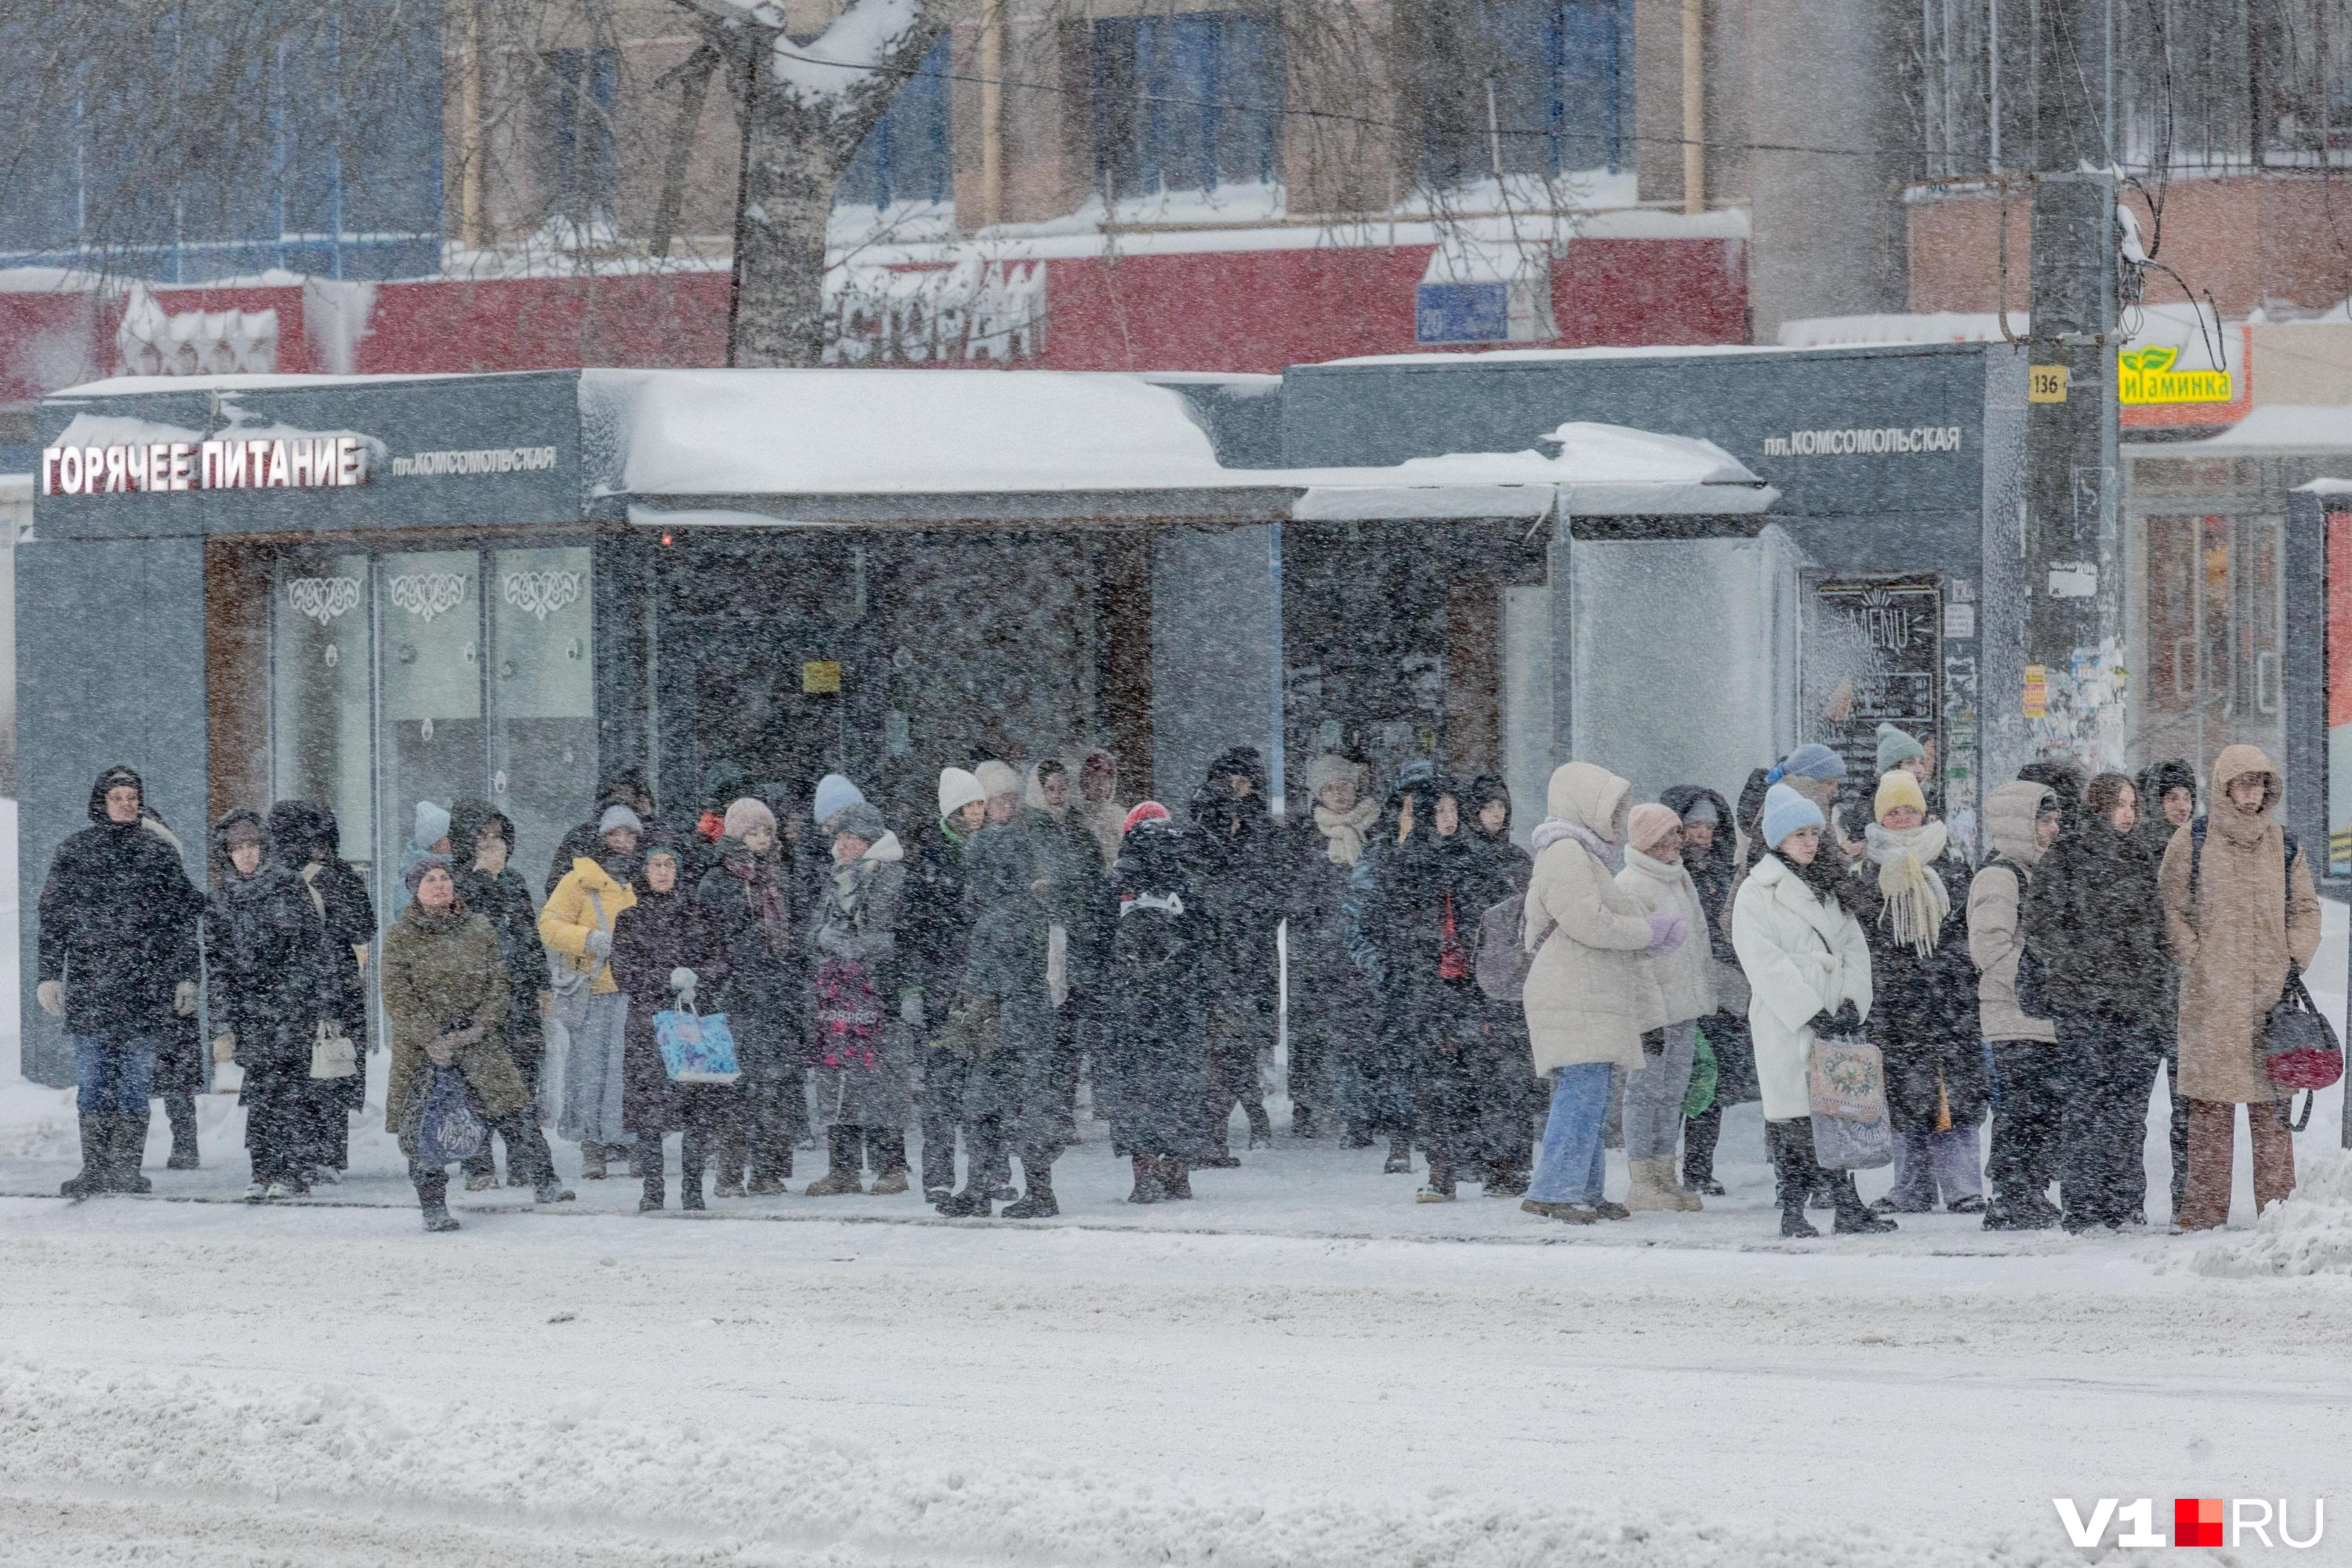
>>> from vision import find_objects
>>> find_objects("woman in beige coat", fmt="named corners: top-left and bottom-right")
top-left (2158, 744), bottom-right (2320, 1230)
top-left (1518, 763), bottom-right (1682, 1225)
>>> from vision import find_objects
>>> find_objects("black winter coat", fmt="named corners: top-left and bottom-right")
top-left (900, 820), bottom-right (975, 1006)
top-left (1283, 817), bottom-right (1378, 1036)
top-left (203, 814), bottom-right (339, 1107)
top-left (1084, 822), bottom-right (1211, 1159)
top-left (696, 840), bottom-right (800, 1079)
top-left (270, 801), bottom-right (377, 1114)
top-left (2022, 819), bottom-right (2172, 1023)
top-left (611, 886), bottom-right (733, 1134)
top-left (39, 768), bottom-right (204, 1039)
top-left (1853, 848), bottom-right (1986, 1131)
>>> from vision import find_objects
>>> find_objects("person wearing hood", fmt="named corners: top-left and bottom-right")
top-left (544, 771), bottom-right (659, 897)
top-left (937, 806), bottom-right (1073, 1218)
top-left (204, 811), bottom-right (336, 1200)
top-left (1021, 758), bottom-right (1101, 1112)
top-left (1853, 770), bottom-right (1984, 1215)
top-left (1615, 803), bottom-right (1712, 1212)
top-left (2137, 755), bottom-right (2201, 1209)
top-left (2161, 744), bottom-right (2321, 1231)
top-left (1730, 783), bottom-right (1893, 1237)
top-left (906, 768), bottom-right (994, 1203)
top-left (1970, 780), bottom-right (2064, 1229)
top-left (263, 802), bottom-right (375, 1186)
top-left (1085, 804), bottom-right (1211, 1202)
top-left (612, 834), bottom-right (734, 1210)
top-left (448, 800), bottom-right (547, 1192)
top-left (38, 766), bottom-right (205, 1198)
top-left (387, 855), bottom-right (572, 1231)
top-left (1518, 763), bottom-right (1680, 1224)
top-left (1285, 753), bottom-right (1380, 1142)
top-left (1361, 768), bottom-right (1492, 1201)
top-left (1184, 746), bottom-right (1284, 1163)
top-left (2024, 771), bottom-right (2175, 1232)
top-left (1660, 785), bottom-right (1751, 1195)
top-left (541, 804), bottom-right (643, 1178)
top-left (807, 802), bottom-right (918, 1198)
top-left (1339, 764), bottom-right (1440, 1168)
top-left (1077, 750), bottom-right (1128, 869)
top-left (696, 797), bottom-right (803, 1196)
top-left (1457, 775), bottom-right (1537, 1192)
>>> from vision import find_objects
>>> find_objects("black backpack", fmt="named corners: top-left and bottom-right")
top-left (2184, 816), bottom-right (2299, 916)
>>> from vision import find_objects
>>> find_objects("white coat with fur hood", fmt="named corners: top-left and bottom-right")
top-left (1731, 851), bottom-right (1873, 1121)
top-left (1617, 845), bottom-right (1715, 1029)
top-left (1521, 763), bottom-right (1661, 1075)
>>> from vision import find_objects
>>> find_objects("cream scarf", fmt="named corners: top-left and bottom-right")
top-left (1864, 819), bottom-right (1951, 956)
top-left (1313, 798), bottom-right (1380, 866)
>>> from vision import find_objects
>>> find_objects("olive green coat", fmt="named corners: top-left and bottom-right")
top-left (382, 902), bottom-right (528, 1134)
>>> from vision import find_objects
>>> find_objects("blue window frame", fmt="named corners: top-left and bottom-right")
top-left (0, 0), bottom-right (442, 282)
top-left (545, 47), bottom-right (620, 225)
top-left (838, 37), bottom-right (953, 208)
top-left (1092, 13), bottom-right (1284, 200)
top-left (1415, 0), bottom-right (1631, 187)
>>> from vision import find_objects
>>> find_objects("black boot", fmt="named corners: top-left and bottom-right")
top-left (1199, 1102), bottom-right (1240, 1169)
top-left (1158, 1156), bottom-right (1192, 1200)
top-left (60, 1114), bottom-right (108, 1199)
top-left (417, 1171), bottom-right (460, 1232)
top-left (1382, 1134), bottom-right (1413, 1175)
top-left (1244, 1102), bottom-right (1273, 1150)
top-left (165, 1094), bottom-right (201, 1170)
top-left (1682, 1105), bottom-right (1723, 1195)
top-left (1769, 1121), bottom-right (1819, 1239)
top-left (681, 1130), bottom-right (709, 1211)
top-left (1126, 1154), bottom-right (1164, 1204)
top-left (1831, 1171), bottom-right (1897, 1234)
top-left (110, 1115), bottom-right (153, 1193)
top-left (1002, 1155), bottom-right (1058, 1219)
top-left (640, 1164), bottom-right (666, 1211)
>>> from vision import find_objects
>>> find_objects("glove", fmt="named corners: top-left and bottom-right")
top-left (901, 989), bottom-right (926, 1028)
top-left (1642, 911), bottom-right (1688, 957)
top-left (583, 928), bottom-right (614, 958)
top-left (1832, 1000), bottom-right (1864, 1034)
top-left (173, 980), bottom-right (198, 1017)
top-left (212, 1033), bottom-right (235, 1064)
top-left (1806, 1010), bottom-right (1838, 1037)
top-left (34, 981), bottom-right (63, 1018)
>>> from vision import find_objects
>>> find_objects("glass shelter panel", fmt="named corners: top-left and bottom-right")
top-left (489, 546), bottom-right (597, 888)
top-left (270, 554), bottom-right (373, 869)
top-left (377, 550), bottom-right (485, 903)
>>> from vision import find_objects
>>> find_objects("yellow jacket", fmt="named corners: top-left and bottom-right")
top-left (539, 857), bottom-right (636, 996)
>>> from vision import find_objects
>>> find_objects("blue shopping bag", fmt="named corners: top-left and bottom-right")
top-left (655, 1006), bottom-right (742, 1083)
top-left (415, 1065), bottom-right (488, 1167)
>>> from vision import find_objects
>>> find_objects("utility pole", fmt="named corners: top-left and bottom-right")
top-left (2022, 0), bottom-right (2124, 770)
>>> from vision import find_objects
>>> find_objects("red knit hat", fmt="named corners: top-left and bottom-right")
top-left (1121, 800), bottom-right (1171, 837)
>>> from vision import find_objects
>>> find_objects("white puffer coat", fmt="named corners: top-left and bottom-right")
top-left (1730, 851), bottom-right (1873, 1120)
top-left (1521, 763), bottom-right (1660, 1076)
top-left (1617, 845), bottom-right (1714, 1029)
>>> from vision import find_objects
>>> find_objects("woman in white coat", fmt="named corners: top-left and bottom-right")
top-left (1518, 763), bottom-right (1686, 1225)
top-left (1730, 783), bottom-right (1895, 1238)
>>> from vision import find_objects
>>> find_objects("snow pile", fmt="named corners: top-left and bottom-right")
top-left (0, 1355), bottom-right (2103, 1568)
top-left (2186, 1145), bottom-right (2352, 1279)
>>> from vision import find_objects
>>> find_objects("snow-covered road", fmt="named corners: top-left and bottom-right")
top-left (1, 1171), bottom-right (2347, 1566)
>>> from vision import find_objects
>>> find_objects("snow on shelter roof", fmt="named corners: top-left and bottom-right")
top-left (584, 368), bottom-right (1776, 520)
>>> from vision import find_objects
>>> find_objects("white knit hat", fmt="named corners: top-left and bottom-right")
top-left (974, 759), bottom-right (1022, 801)
top-left (938, 767), bottom-right (985, 820)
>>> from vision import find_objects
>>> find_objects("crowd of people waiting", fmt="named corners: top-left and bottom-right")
top-left (31, 724), bottom-right (2321, 1237)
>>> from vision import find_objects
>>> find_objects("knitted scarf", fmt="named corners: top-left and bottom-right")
top-left (1864, 819), bottom-right (1951, 956)
top-left (1312, 798), bottom-right (1380, 867)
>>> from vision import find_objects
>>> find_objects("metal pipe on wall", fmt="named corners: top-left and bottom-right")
top-left (981, 0), bottom-right (1005, 227)
top-left (1681, 0), bottom-right (1704, 215)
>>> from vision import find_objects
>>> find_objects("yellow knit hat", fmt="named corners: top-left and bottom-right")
top-left (1874, 769), bottom-right (1927, 822)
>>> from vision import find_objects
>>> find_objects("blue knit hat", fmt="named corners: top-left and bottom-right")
top-left (812, 772), bottom-right (866, 826)
top-left (1766, 743), bottom-right (1845, 787)
top-left (412, 800), bottom-right (451, 851)
top-left (1762, 782), bottom-right (1827, 848)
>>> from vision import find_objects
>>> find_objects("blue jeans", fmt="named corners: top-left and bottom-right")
top-left (73, 1033), bottom-right (159, 1116)
top-left (1527, 1062), bottom-right (1612, 1205)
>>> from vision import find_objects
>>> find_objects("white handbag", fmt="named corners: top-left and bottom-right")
top-left (310, 1019), bottom-right (358, 1080)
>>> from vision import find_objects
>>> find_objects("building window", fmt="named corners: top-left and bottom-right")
top-left (1092, 13), bottom-right (1285, 200)
top-left (839, 36), bottom-right (953, 208)
top-left (1403, 0), bottom-right (1631, 188)
top-left (0, 2), bottom-right (443, 281)
top-left (544, 48), bottom-right (619, 230)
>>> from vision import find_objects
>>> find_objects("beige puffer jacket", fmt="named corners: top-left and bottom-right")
top-left (1967, 781), bottom-right (2056, 1044)
top-left (1521, 763), bottom-right (1661, 1076)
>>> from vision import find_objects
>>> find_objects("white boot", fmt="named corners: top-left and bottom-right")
top-left (1624, 1156), bottom-right (1678, 1212)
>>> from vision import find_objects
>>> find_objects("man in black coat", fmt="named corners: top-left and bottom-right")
top-left (38, 766), bottom-right (205, 1196)
top-left (1182, 746), bottom-right (1285, 1164)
